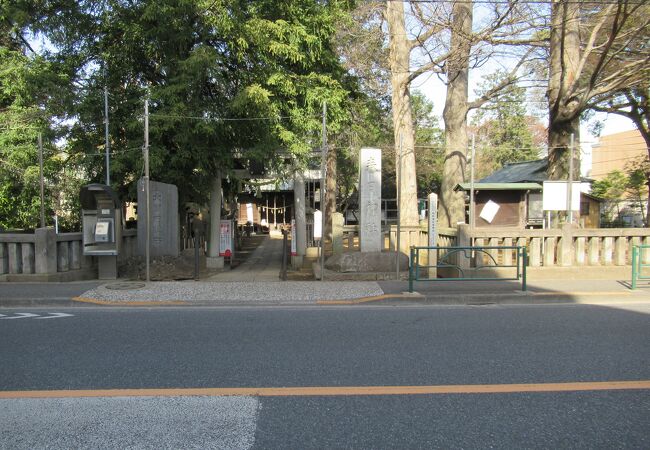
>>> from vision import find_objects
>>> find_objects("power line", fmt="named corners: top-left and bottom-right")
top-left (590, 155), bottom-right (648, 165)
top-left (148, 113), bottom-right (293, 122)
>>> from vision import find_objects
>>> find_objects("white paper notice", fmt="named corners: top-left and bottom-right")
top-left (479, 200), bottom-right (500, 223)
top-left (313, 210), bottom-right (322, 240)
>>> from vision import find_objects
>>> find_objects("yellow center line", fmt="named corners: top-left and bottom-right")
top-left (2, 381), bottom-right (649, 399)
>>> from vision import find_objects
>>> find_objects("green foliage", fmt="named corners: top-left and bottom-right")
top-left (331, 94), bottom-right (391, 211)
top-left (591, 161), bottom-right (650, 226)
top-left (472, 74), bottom-right (543, 179)
top-left (591, 170), bottom-right (628, 201)
top-left (1, 0), bottom-right (360, 225)
top-left (625, 157), bottom-right (650, 226)
top-left (0, 39), bottom-right (66, 229)
top-left (412, 91), bottom-right (444, 197)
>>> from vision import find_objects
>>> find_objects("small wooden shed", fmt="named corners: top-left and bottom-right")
top-left (454, 159), bottom-right (601, 229)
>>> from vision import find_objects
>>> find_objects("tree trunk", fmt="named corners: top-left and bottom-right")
top-left (548, 0), bottom-right (581, 182)
top-left (387, 0), bottom-right (419, 234)
top-left (547, 116), bottom-right (580, 181)
top-left (634, 122), bottom-right (650, 227)
top-left (440, 1), bottom-right (472, 228)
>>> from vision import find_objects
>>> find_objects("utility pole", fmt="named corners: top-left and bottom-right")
top-left (567, 133), bottom-right (575, 224)
top-left (38, 132), bottom-right (45, 228)
top-left (104, 78), bottom-right (110, 186)
top-left (320, 101), bottom-right (327, 281)
top-left (469, 134), bottom-right (476, 229)
top-left (144, 98), bottom-right (150, 282)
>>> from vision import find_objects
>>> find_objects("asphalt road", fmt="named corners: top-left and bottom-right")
top-left (1, 303), bottom-right (649, 448)
top-left (0, 281), bottom-right (100, 303)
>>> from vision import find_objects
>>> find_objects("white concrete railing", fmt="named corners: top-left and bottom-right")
top-left (460, 224), bottom-right (650, 267)
top-left (339, 224), bottom-right (457, 253)
top-left (0, 228), bottom-right (138, 278)
top-left (337, 222), bottom-right (650, 268)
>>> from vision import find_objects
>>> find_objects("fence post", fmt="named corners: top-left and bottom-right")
top-left (631, 246), bottom-right (638, 290)
top-left (21, 243), bottom-right (35, 274)
top-left (521, 246), bottom-right (527, 292)
top-left (35, 227), bottom-right (57, 275)
top-left (0, 243), bottom-right (7, 274)
top-left (408, 246), bottom-right (415, 293)
top-left (559, 223), bottom-right (573, 266)
top-left (457, 224), bottom-right (471, 272)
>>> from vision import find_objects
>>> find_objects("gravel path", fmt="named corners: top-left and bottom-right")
top-left (79, 281), bottom-right (385, 304)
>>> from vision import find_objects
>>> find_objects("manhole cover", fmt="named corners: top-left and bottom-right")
top-left (105, 282), bottom-right (146, 290)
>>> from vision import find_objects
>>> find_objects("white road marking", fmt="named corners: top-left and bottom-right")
top-left (35, 313), bottom-right (74, 319)
top-left (0, 313), bottom-right (39, 320)
top-left (0, 313), bottom-right (74, 320)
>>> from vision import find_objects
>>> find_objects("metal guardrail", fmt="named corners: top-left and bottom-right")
top-left (408, 245), bottom-right (527, 293)
top-left (631, 245), bottom-right (650, 289)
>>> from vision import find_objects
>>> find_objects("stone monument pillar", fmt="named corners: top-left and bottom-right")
top-left (207, 173), bottom-right (224, 269)
top-left (292, 171), bottom-right (307, 268)
top-left (137, 179), bottom-right (179, 257)
top-left (360, 148), bottom-right (382, 252)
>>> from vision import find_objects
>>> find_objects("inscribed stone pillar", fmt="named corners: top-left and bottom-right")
top-left (293, 171), bottom-right (307, 268)
top-left (207, 173), bottom-right (224, 269)
top-left (360, 148), bottom-right (382, 252)
top-left (137, 179), bottom-right (179, 257)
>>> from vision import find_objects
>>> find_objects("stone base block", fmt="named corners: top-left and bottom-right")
top-left (306, 247), bottom-right (321, 258)
top-left (206, 256), bottom-right (224, 269)
top-left (98, 256), bottom-right (118, 280)
top-left (325, 251), bottom-right (409, 273)
top-left (291, 255), bottom-right (304, 270)
top-left (314, 264), bottom-right (407, 281)
top-left (0, 267), bottom-right (97, 282)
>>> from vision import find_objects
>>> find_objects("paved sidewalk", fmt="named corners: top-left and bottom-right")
top-left (378, 278), bottom-right (650, 305)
